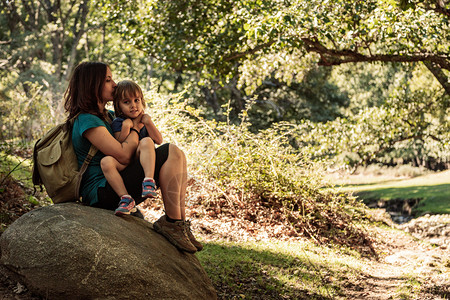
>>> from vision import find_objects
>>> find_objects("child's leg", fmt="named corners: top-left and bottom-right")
top-left (100, 156), bottom-right (137, 216)
top-left (100, 156), bottom-right (129, 197)
top-left (137, 138), bottom-right (158, 198)
top-left (137, 137), bottom-right (156, 178)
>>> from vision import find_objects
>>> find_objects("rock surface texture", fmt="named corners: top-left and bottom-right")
top-left (0, 203), bottom-right (216, 300)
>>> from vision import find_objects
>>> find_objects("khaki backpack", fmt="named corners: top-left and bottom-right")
top-left (32, 115), bottom-right (97, 203)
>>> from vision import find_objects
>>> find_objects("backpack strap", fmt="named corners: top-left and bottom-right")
top-left (70, 111), bottom-right (97, 174)
top-left (78, 144), bottom-right (98, 176)
top-left (74, 144), bottom-right (98, 201)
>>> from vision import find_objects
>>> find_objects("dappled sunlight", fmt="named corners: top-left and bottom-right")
top-left (196, 240), bottom-right (362, 299)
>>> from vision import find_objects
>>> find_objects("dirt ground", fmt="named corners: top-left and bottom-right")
top-left (342, 219), bottom-right (449, 300)
top-left (0, 179), bottom-right (448, 299)
top-left (144, 200), bottom-right (450, 300)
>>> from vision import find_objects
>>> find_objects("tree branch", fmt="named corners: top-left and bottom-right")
top-left (423, 0), bottom-right (450, 17)
top-left (423, 61), bottom-right (450, 95)
top-left (224, 41), bottom-right (275, 62)
top-left (301, 37), bottom-right (450, 94)
top-left (302, 38), bottom-right (449, 67)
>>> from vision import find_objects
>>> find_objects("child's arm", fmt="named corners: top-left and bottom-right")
top-left (114, 119), bottom-right (134, 143)
top-left (141, 113), bottom-right (163, 144)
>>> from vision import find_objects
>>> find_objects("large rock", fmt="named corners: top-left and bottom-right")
top-left (0, 203), bottom-right (216, 299)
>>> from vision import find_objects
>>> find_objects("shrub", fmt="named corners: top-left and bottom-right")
top-left (148, 92), bottom-right (375, 255)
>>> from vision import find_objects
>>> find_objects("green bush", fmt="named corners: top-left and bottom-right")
top-left (148, 92), bottom-right (374, 255)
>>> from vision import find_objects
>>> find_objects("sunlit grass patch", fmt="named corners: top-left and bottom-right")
top-left (334, 170), bottom-right (450, 215)
top-left (197, 239), bottom-right (366, 299)
top-left (0, 141), bottom-right (51, 209)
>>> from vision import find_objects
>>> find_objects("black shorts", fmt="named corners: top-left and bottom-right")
top-left (95, 143), bottom-right (170, 211)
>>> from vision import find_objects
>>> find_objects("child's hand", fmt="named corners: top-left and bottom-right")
top-left (122, 118), bottom-right (133, 130)
top-left (132, 112), bottom-right (144, 130)
top-left (141, 113), bottom-right (163, 145)
top-left (141, 113), bottom-right (152, 125)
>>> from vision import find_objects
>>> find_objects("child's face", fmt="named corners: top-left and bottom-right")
top-left (118, 93), bottom-right (144, 119)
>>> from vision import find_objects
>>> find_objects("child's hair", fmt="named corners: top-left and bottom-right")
top-left (113, 80), bottom-right (146, 118)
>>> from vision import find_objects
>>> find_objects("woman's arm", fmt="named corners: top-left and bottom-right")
top-left (84, 125), bottom-right (140, 165)
top-left (141, 113), bottom-right (163, 144)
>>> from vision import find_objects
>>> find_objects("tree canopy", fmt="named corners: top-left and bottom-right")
top-left (103, 0), bottom-right (450, 94)
top-left (0, 0), bottom-right (448, 169)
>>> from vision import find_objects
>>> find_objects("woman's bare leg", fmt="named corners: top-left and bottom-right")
top-left (155, 144), bottom-right (202, 252)
top-left (179, 149), bottom-right (187, 220)
top-left (158, 144), bottom-right (187, 220)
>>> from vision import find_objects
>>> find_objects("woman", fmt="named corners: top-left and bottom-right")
top-left (64, 61), bottom-right (202, 253)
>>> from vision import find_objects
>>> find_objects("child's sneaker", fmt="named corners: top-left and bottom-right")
top-left (142, 178), bottom-right (158, 198)
top-left (115, 195), bottom-right (137, 216)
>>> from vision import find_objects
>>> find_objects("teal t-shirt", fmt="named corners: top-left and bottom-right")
top-left (72, 113), bottom-right (113, 206)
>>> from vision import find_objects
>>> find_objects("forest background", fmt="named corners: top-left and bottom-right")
top-left (0, 0), bottom-right (449, 298)
top-left (1, 0), bottom-right (449, 170)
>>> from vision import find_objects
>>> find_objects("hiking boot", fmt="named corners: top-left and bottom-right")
top-left (153, 215), bottom-right (197, 253)
top-left (184, 220), bottom-right (203, 251)
top-left (115, 195), bottom-right (137, 216)
top-left (142, 178), bottom-right (158, 198)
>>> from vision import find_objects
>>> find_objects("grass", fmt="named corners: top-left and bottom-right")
top-left (333, 170), bottom-right (450, 215)
top-left (0, 151), bottom-right (34, 189)
top-left (196, 239), bottom-right (365, 299)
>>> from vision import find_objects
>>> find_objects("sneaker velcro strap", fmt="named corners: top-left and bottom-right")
top-left (143, 180), bottom-right (156, 188)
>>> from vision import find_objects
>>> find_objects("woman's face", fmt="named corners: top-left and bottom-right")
top-left (101, 67), bottom-right (117, 103)
top-left (118, 93), bottom-right (144, 119)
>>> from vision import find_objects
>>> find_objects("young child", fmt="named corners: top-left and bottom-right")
top-left (100, 80), bottom-right (163, 216)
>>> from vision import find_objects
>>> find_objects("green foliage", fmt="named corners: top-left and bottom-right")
top-left (197, 240), bottom-right (345, 298)
top-left (147, 91), bottom-right (373, 253)
top-left (0, 0), bottom-right (170, 139)
top-left (99, 0), bottom-right (449, 142)
top-left (0, 140), bottom-right (34, 190)
top-left (294, 63), bottom-right (450, 170)
top-left (102, 0), bottom-right (450, 93)
top-left (247, 66), bottom-right (350, 129)
top-left (100, 0), bottom-right (255, 81)
top-left (151, 94), bottom-right (317, 202)
top-left (331, 62), bottom-right (411, 113)
top-left (0, 80), bottom-right (56, 140)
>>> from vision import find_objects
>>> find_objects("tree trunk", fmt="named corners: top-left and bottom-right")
top-left (227, 77), bottom-right (244, 113)
top-left (64, 1), bottom-right (89, 81)
top-left (201, 86), bottom-right (220, 115)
